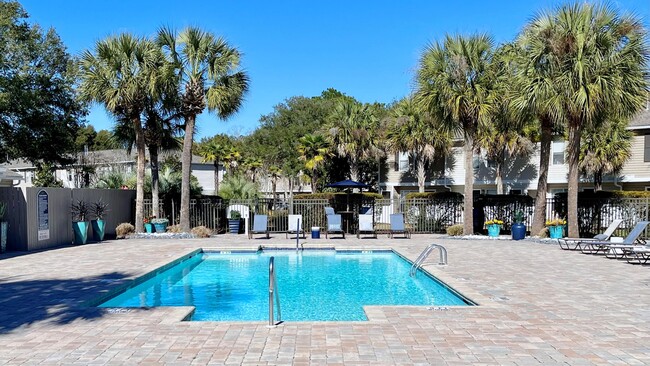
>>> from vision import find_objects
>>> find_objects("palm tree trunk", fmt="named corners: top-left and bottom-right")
top-left (594, 170), bottom-right (603, 191)
top-left (179, 114), bottom-right (196, 232)
top-left (416, 154), bottom-right (426, 193)
top-left (272, 178), bottom-right (277, 200)
top-left (532, 116), bottom-right (552, 235)
top-left (133, 116), bottom-right (146, 233)
top-left (213, 160), bottom-right (220, 195)
top-left (150, 145), bottom-right (160, 218)
top-left (463, 135), bottom-right (474, 235)
top-left (567, 122), bottom-right (581, 238)
top-left (311, 168), bottom-right (318, 193)
top-left (495, 159), bottom-right (504, 195)
top-left (350, 157), bottom-right (360, 182)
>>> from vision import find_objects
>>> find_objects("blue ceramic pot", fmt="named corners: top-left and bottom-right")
top-left (549, 225), bottom-right (564, 239)
top-left (511, 223), bottom-right (526, 240)
top-left (487, 224), bottom-right (501, 237)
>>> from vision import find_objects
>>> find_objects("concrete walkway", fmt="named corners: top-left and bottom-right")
top-left (1, 234), bottom-right (649, 365)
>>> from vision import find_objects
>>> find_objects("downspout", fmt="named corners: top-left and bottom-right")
top-left (613, 175), bottom-right (623, 191)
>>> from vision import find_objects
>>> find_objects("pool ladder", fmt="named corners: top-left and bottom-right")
top-left (268, 256), bottom-right (282, 327)
top-left (409, 244), bottom-right (447, 277)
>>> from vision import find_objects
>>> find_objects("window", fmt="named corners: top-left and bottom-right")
top-left (398, 152), bottom-right (409, 172)
top-left (552, 141), bottom-right (565, 165)
top-left (510, 189), bottom-right (522, 195)
top-left (645, 136), bottom-right (650, 162)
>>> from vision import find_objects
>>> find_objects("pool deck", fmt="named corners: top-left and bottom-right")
top-left (1, 234), bottom-right (650, 365)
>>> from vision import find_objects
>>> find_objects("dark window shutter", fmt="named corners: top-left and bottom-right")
top-left (645, 136), bottom-right (650, 162)
top-left (394, 152), bottom-right (399, 171)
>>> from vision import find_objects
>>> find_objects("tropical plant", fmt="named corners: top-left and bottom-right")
top-left (197, 134), bottom-right (231, 195)
top-left (229, 210), bottom-right (241, 219)
top-left (416, 33), bottom-right (494, 235)
top-left (78, 33), bottom-right (164, 232)
top-left (157, 26), bottom-right (250, 232)
top-left (242, 156), bottom-right (263, 183)
top-left (297, 134), bottom-right (331, 193)
top-left (386, 98), bottom-right (452, 193)
top-left (219, 175), bottom-right (259, 199)
top-left (516, 3), bottom-right (649, 237)
top-left (514, 210), bottom-right (524, 224)
top-left (94, 171), bottom-right (128, 189)
top-left (91, 200), bottom-right (109, 220)
top-left (267, 165), bottom-right (282, 200)
top-left (222, 146), bottom-right (242, 176)
top-left (326, 100), bottom-right (382, 182)
top-left (580, 118), bottom-right (632, 191)
top-left (151, 217), bottom-right (169, 225)
top-left (71, 200), bottom-right (89, 222)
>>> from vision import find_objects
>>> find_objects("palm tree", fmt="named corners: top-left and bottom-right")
top-left (517, 3), bottom-right (648, 237)
top-left (267, 165), bottom-right (282, 200)
top-left (157, 26), bottom-right (249, 232)
top-left (386, 98), bottom-right (452, 193)
top-left (243, 156), bottom-right (263, 183)
top-left (580, 118), bottom-right (632, 191)
top-left (297, 134), bottom-right (331, 193)
top-left (415, 34), bottom-right (494, 235)
top-left (78, 34), bottom-right (163, 232)
top-left (327, 100), bottom-right (382, 182)
top-left (198, 137), bottom-right (230, 195)
top-left (223, 146), bottom-right (242, 176)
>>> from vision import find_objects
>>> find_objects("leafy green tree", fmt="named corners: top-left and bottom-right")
top-left (0, 1), bottom-right (86, 165)
top-left (79, 34), bottom-right (164, 232)
top-left (518, 3), bottom-right (648, 237)
top-left (416, 34), bottom-right (494, 234)
top-left (32, 163), bottom-right (63, 187)
top-left (157, 26), bottom-right (249, 232)
top-left (297, 134), bottom-right (331, 193)
top-left (580, 118), bottom-right (632, 191)
top-left (386, 98), bottom-right (451, 193)
top-left (75, 125), bottom-right (97, 151)
top-left (93, 129), bottom-right (118, 150)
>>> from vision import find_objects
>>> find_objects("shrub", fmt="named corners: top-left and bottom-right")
top-left (115, 223), bottom-right (135, 238)
top-left (167, 224), bottom-right (182, 233)
top-left (406, 191), bottom-right (463, 200)
top-left (294, 192), bottom-right (382, 200)
top-left (613, 190), bottom-right (650, 198)
top-left (151, 218), bottom-right (169, 225)
top-left (446, 224), bottom-right (464, 236)
top-left (537, 227), bottom-right (549, 238)
top-left (191, 226), bottom-right (213, 238)
top-left (229, 210), bottom-right (241, 219)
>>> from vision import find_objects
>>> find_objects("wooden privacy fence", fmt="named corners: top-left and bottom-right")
top-left (143, 196), bottom-right (650, 236)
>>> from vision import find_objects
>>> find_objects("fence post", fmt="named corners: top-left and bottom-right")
top-left (172, 199), bottom-right (175, 225)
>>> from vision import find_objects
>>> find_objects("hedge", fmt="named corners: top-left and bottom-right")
top-left (294, 192), bottom-right (382, 200)
top-left (405, 191), bottom-right (464, 200)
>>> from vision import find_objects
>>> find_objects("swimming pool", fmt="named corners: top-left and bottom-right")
top-left (99, 250), bottom-right (471, 321)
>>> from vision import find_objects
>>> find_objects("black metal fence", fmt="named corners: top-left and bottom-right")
top-left (141, 195), bottom-right (650, 236)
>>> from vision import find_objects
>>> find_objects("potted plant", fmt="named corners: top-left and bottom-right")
top-left (485, 218), bottom-right (503, 238)
top-left (511, 210), bottom-right (526, 240)
top-left (144, 216), bottom-right (154, 233)
top-left (228, 210), bottom-right (242, 234)
top-left (546, 218), bottom-right (566, 239)
top-left (151, 217), bottom-right (169, 233)
top-left (71, 200), bottom-right (90, 245)
top-left (0, 202), bottom-right (7, 253)
top-left (90, 199), bottom-right (109, 242)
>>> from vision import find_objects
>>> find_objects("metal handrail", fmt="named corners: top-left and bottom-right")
top-left (268, 256), bottom-right (282, 327)
top-left (409, 244), bottom-right (447, 277)
top-left (295, 218), bottom-right (300, 251)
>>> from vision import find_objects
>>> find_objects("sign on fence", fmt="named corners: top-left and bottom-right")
top-left (37, 190), bottom-right (49, 241)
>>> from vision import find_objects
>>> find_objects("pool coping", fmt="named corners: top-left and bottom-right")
top-left (89, 245), bottom-right (492, 324)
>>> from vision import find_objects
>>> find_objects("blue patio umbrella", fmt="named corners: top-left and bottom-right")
top-left (325, 180), bottom-right (369, 189)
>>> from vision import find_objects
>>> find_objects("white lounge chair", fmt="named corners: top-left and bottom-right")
top-left (286, 214), bottom-right (305, 239)
top-left (357, 214), bottom-right (376, 239)
top-left (325, 214), bottom-right (345, 239)
top-left (324, 207), bottom-right (335, 216)
top-left (248, 214), bottom-right (269, 239)
top-left (558, 219), bottom-right (623, 250)
top-left (578, 221), bottom-right (649, 255)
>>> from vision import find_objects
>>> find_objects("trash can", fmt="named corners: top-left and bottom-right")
top-left (311, 227), bottom-right (320, 239)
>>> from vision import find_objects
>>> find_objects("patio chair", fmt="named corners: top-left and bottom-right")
top-left (558, 219), bottom-right (623, 250)
top-left (325, 214), bottom-right (345, 239)
top-left (324, 206), bottom-right (335, 216)
top-left (389, 213), bottom-right (410, 239)
top-left (577, 221), bottom-right (649, 255)
top-left (248, 214), bottom-right (269, 239)
top-left (623, 244), bottom-right (650, 265)
top-left (357, 214), bottom-right (377, 239)
top-left (286, 214), bottom-right (305, 239)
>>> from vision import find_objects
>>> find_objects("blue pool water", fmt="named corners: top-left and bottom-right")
top-left (99, 250), bottom-right (470, 321)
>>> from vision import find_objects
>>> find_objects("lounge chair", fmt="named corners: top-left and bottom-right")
top-left (357, 214), bottom-right (377, 239)
top-left (325, 214), bottom-right (345, 239)
top-left (623, 244), bottom-right (650, 264)
top-left (248, 214), bottom-right (269, 239)
top-left (286, 214), bottom-right (305, 239)
top-left (324, 206), bottom-right (335, 216)
top-left (558, 219), bottom-right (623, 250)
top-left (577, 221), bottom-right (649, 255)
top-left (389, 213), bottom-right (410, 239)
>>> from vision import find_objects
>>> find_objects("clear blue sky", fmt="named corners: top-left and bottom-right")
top-left (21, 0), bottom-right (650, 139)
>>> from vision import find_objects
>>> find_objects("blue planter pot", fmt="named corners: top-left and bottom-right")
top-left (487, 224), bottom-right (501, 237)
top-left (511, 223), bottom-right (526, 240)
top-left (144, 223), bottom-right (153, 233)
top-left (153, 223), bottom-right (167, 233)
top-left (72, 221), bottom-right (89, 245)
top-left (549, 225), bottom-right (564, 239)
top-left (91, 220), bottom-right (105, 241)
top-left (228, 219), bottom-right (241, 234)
